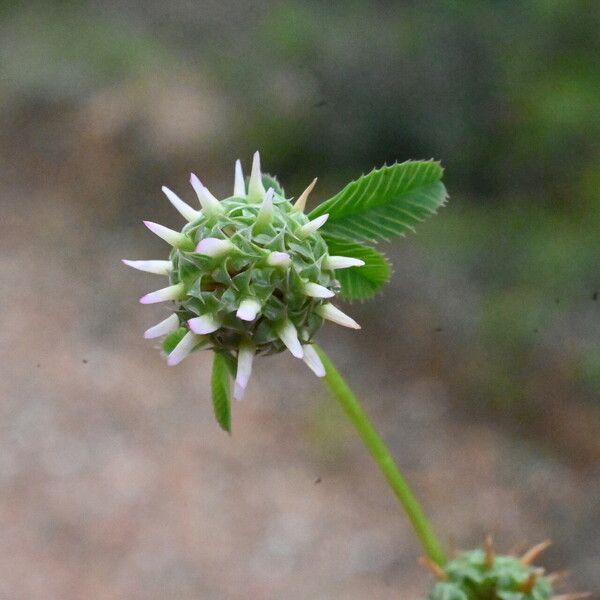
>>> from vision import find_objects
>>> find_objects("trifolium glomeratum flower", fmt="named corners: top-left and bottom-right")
top-left (124, 152), bottom-right (364, 401)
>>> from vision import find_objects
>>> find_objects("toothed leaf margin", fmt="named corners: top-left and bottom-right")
top-left (310, 160), bottom-right (448, 244)
top-left (211, 352), bottom-right (232, 433)
top-left (323, 235), bottom-right (391, 301)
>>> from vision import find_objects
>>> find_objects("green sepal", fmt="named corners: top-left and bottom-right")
top-left (261, 173), bottom-right (285, 197)
top-left (162, 327), bottom-right (187, 354)
top-left (309, 160), bottom-right (448, 244)
top-left (324, 235), bottom-right (391, 301)
top-left (211, 352), bottom-right (232, 433)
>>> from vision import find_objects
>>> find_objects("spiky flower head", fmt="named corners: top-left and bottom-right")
top-left (125, 153), bottom-right (448, 429)
top-left (124, 152), bottom-right (364, 404)
top-left (423, 540), bottom-right (587, 600)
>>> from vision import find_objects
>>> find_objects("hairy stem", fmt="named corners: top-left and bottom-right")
top-left (315, 345), bottom-right (446, 566)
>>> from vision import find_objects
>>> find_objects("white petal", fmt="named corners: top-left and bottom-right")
top-left (266, 251), bottom-right (291, 268)
top-left (162, 186), bottom-right (200, 222)
top-left (143, 221), bottom-right (188, 248)
top-left (254, 187), bottom-right (274, 231)
top-left (234, 343), bottom-right (255, 400)
top-left (316, 303), bottom-right (361, 329)
top-left (188, 314), bottom-right (221, 334)
top-left (247, 150), bottom-right (266, 201)
top-left (277, 320), bottom-right (304, 358)
top-left (190, 173), bottom-right (224, 216)
top-left (167, 331), bottom-right (199, 366)
top-left (122, 259), bottom-right (172, 275)
top-left (195, 237), bottom-right (234, 257)
top-left (323, 256), bottom-right (365, 270)
top-left (297, 214), bottom-right (329, 238)
top-left (293, 178), bottom-right (317, 212)
top-left (144, 314), bottom-right (180, 339)
top-left (233, 383), bottom-right (246, 401)
top-left (139, 283), bottom-right (185, 304)
top-left (236, 298), bottom-right (261, 322)
top-left (302, 344), bottom-right (326, 377)
top-left (304, 282), bottom-right (335, 298)
top-left (234, 159), bottom-right (246, 197)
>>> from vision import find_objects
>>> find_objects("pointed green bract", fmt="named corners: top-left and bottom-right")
top-left (309, 160), bottom-right (448, 243)
top-left (211, 352), bottom-right (232, 433)
top-left (162, 326), bottom-right (187, 354)
top-left (261, 173), bottom-right (285, 197)
top-left (324, 235), bottom-right (391, 301)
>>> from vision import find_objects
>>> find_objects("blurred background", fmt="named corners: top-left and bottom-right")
top-left (1, 1), bottom-right (599, 598)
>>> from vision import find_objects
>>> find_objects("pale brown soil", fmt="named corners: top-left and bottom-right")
top-left (0, 190), bottom-right (597, 600)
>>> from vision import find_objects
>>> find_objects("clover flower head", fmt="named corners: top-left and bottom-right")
top-left (422, 539), bottom-right (587, 600)
top-left (124, 152), bottom-right (364, 401)
top-left (125, 153), bottom-right (446, 429)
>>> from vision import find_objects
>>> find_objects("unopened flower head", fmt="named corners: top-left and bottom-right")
top-left (124, 152), bottom-right (365, 397)
top-left (423, 540), bottom-right (567, 600)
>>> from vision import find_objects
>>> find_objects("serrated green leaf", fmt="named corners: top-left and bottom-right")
top-left (309, 160), bottom-right (447, 243)
top-left (219, 350), bottom-right (238, 377)
top-left (211, 352), bottom-right (232, 433)
top-left (324, 235), bottom-right (391, 301)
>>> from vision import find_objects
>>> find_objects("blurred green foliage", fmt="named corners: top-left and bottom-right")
top-left (0, 3), bottom-right (173, 97)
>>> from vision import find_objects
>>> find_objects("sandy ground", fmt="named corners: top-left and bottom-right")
top-left (0, 190), bottom-right (597, 600)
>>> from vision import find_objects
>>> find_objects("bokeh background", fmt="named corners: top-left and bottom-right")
top-left (1, 2), bottom-right (599, 598)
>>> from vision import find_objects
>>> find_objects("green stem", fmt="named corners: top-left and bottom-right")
top-left (315, 345), bottom-right (446, 566)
